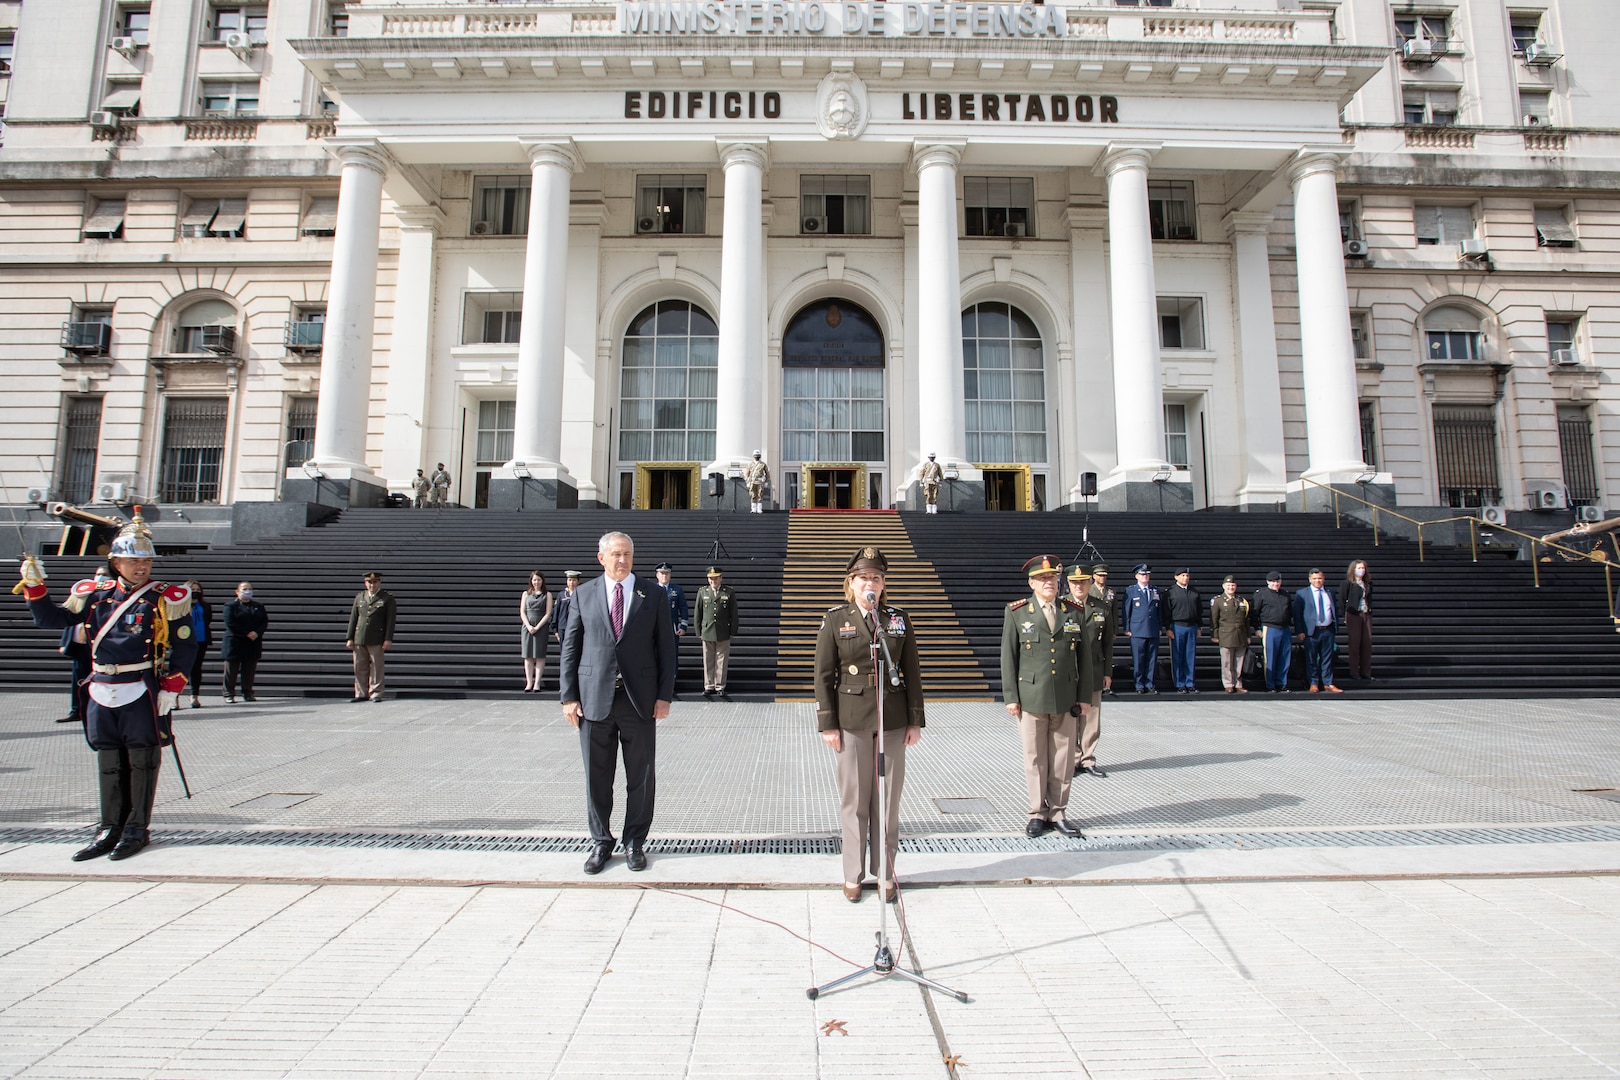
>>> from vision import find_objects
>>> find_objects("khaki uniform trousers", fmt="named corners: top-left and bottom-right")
top-left (1073, 691), bottom-right (1102, 769)
top-left (702, 639), bottom-right (732, 690)
top-left (352, 644), bottom-right (386, 699)
top-left (1020, 710), bottom-right (1078, 820)
top-left (1219, 646), bottom-right (1246, 690)
top-left (834, 727), bottom-right (907, 884)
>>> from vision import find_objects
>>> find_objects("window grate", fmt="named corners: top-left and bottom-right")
top-left (1433, 404), bottom-right (1500, 508)
top-left (284, 398), bottom-right (317, 471)
top-left (61, 399), bottom-right (103, 505)
top-left (160, 398), bottom-right (228, 504)
top-left (1558, 408), bottom-right (1599, 508)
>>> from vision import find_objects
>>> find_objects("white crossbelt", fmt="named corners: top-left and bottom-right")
top-left (91, 661), bottom-right (153, 674)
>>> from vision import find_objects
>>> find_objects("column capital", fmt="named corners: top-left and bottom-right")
top-left (910, 139), bottom-right (965, 174)
top-left (1287, 147), bottom-right (1349, 188)
top-left (393, 205), bottom-right (446, 233)
top-left (523, 139), bottom-right (581, 173)
top-left (1093, 142), bottom-right (1161, 179)
top-left (717, 139), bottom-right (769, 171)
top-left (1224, 209), bottom-right (1276, 238)
top-left (327, 139), bottom-right (390, 178)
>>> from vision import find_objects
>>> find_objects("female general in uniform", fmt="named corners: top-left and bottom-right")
top-left (814, 546), bottom-right (925, 904)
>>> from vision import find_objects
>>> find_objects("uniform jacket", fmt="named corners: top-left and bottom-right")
top-left (663, 581), bottom-right (690, 633)
top-left (1292, 585), bottom-right (1340, 635)
top-left (919, 461), bottom-right (943, 487)
top-left (559, 574), bottom-right (678, 722)
top-left (1075, 589), bottom-right (1116, 698)
top-left (430, 468), bottom-right (451, 490)
top-left (347, 588), bottom-right (396, 646)
top-left (745, 460), bottom-right (770, 489)
top-left (1123, 583), bottom-right (1163, 636)
top-left (553, 589), bottom-right (576, 641)
top-left (695, 584), bottom-right (738, 641)
top-left (1001, 593), bottom-right (1081, 715)
top-left (1209, 593), bottom-right (1252, 649)
top-left (814, 600), bottom-right (926, 733)
top-left (1338, 579), bottom-right (1370, 617)
top-left (222, 598), bottom-right (269, 661)
top-left (1166, 584), bottom-right (1204, 627)
top-left (1252, 586), bottom-right (1293, 628)
top-left (29, 575), bottom-right (198, 749)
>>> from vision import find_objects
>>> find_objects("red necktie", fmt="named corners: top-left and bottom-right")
top-left (611, 582), bottom-right (624, 640)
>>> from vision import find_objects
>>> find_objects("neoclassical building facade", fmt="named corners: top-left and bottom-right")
top-left (2, 0), bottom-right (1617, 517)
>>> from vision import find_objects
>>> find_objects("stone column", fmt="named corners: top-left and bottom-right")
top-left (1291, 151), bottom-right (1367, 480)
top-left (292, 141), bottom-right (388, 507)
top-left (490, 140), bottom-right (580, 509)
top-left (1066, 205), bottom-right (1113, 505)
top-left (1226, 211), bottom-right (1289, 506)
top-left (381, 205), bottom-right (443, 495)
top-left (707, 140), bottom-right (768, 479)
top-left (910, 140), bottom-right (981, 508)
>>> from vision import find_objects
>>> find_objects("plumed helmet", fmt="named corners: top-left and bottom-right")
top-left (108, 508), bottom-right (157, 560)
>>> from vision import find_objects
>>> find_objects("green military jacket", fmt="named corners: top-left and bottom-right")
top-left (1073, 589), bottom-right (1116, 698)
top-left (1001, 593), bottom-right (1082, 715)
top-left (695, 584), bottom-right (738, 641)
top-left (1209, 593), bottom-right (1252, 649)
top-left (814, 601), bottom-right (926, 733)
top-left (347, 588), bottom-right (396, 646)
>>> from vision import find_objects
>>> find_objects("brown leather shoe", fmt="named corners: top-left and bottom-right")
top-left (881, 882), bottom-right (897, 904)
top-left (1326, 685), bottom-right (1344, 693)
top-left (842, 882), bottom-right (862, 903)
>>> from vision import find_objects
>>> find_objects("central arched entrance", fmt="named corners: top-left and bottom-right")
top-left (780, 299), bottom-right (885, 509)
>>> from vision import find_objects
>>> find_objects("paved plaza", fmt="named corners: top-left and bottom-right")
top-left (2, 692), bottom-right (1619, 1078)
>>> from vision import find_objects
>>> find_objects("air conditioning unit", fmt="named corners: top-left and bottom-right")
top-left (1480, 504), bottom-right (1509, 526)
top-left (1402, 38), bottom-right (1436, 61)
top-left (635, 214), bottom-right (662, 235)
top-left (802, 216), bottom-right (828, 234)
top-left (1551, 348), bottom-right (1579, 366)
top-left (1577, 505), bottom-right (1605, 523)
top-left (1529, 484), bottom-right (1568, 510)
top-left (62, 321), bottom-right (113, 354)
top-left (1343, 239), bottom-right (1370, 258)
top-left (1003, 222), bottom-right (1027, 238)
top-left (1458, 238), bottom-right (1490, 258)
top-left (110, 36), bottom-right (140, 57)
top-left (223, 31), bottom-right (254, 57)
top-left (1522, 114), bottom-right (1544, 127)
top-left (199, 324), bottom-right (238, 355)
top-left (89, 110), bottom-right (120, 129)
top-left (1524, 42), bottom-right (1561, 65)
top-left (469, 220), bottom-right (493, 236)
top-left (96, 482), bottom-right (127, 503)
top-left (24, 483), bottom-right (49, 505)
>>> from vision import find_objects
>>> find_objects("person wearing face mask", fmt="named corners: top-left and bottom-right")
top-left (222, 581), bottom-right (268, 703)
top-left (1338, 560), bottom-right (1373, 682)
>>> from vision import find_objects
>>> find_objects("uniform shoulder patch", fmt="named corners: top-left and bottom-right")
top-left (162, 584), bottom-right (191, 604)
top-left (1008, 598), bottom-right (1030, 611)
top-left (71, 579), bottom-right (99, 596)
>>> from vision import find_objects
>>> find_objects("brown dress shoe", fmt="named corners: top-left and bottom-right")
top-left (881, 882), bottom-right (897, 904)
top-left (842, 882), bottom-right (863, 903)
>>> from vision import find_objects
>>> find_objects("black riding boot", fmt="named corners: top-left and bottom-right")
top-left (73, 749), bottom-right (132, 860)
top-left (109, 747), bottom-right (161, 861)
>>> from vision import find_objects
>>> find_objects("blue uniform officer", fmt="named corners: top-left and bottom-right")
top-left (1122, 563), bottom-right (1164, 693)
top-left (654, 562), bottom-right (689, 637)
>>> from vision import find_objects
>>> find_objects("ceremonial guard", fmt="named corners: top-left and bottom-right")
top-left (1068, 563), bottom-right (1116, 779)
top-left (1001, 555), bottom-right (1084, 839)
top-left (654, 562), bottom-right (689, 636)
top-left (16, 510), bottom-right (197, 861)
top-left (745, 451), bottom-right (770, 514)
top-left (430, 463), bottom-right (452, 508)
top-left (410, 469), bottom-right (431, 508)
top-left (694, 566), bottom-right (738, 696)
top-left (919, 452), bottom-right (944, 514)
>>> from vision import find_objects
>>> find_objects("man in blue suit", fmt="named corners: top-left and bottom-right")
top-left (1292, 567), bottom-right (1343, 693)
top-left (1122, 563), bottom-right (1164, 693)
top-left (560, 531), bottom-right (679, 875)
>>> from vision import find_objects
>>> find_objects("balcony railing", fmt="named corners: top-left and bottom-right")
top-left (284, 321), bottom-right (325, 351)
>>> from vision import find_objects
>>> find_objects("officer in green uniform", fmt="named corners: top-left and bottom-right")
top-left (1001, 554), bottom-right (1084, 839)
top-left (814, 546), bottom-right (926, 902)
top-left (1069, 563), bottom-right (1117, 778)
top-left (694, 566), bottom-right (738, 697)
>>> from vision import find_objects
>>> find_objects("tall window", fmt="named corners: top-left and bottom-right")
top-left (471, 176), bottom-right (529, 236)
top-left (160, 398), bottom-right (228, 504)
top-left (1339, 200), bottom-right (1361, 241)
top-left (1147, 180), bottom-right (1196, 240)
top-left (476, 400), bottom-right (515, 464)
top-left (1546, 318), bottom-right (1577, 363)
top-left (962, 302), bottom-right (1045, 463)
top-left (0, 31), bottom-right (14, 73)
top-left (118, 6), bottom-right (151, 45)
top-left (1433, 404), bottom-right (1500, 508)
top-left (963, 177), bottom-right (1034, 238)
top-left (1415, 205), bottom-right (1474, 245)
top-left (284, 398), bottom-right (317, 470)
top-left (1359, 402), bottom-right (1379, 471)
top-left (1350, 310), bottom-right (1372, 359)
top-left (1510, 14), bottom-right (1541, 54)
top-left (1558, 406), bottom-right (1599, 509)
top-left (636, 175), bottom-right (707, 235)
top-left (783, 368), bottom-right (885, 463)
top-left (1424, 306), bottom-right (1483, 362)
top-left (61, 399), bottom-right (104, 505)
top-left (328, 3), bottom-right (349, 36)
top-left (1163, 403), bottom-right (1189, 468)
top-left (800, 175), bottom-right (870, 235)
top-left (618, 301), bottom-right (717, 462)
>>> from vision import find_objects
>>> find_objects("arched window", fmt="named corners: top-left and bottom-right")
top-left (172, 297), bottom-right (237, 354)
top-left (782, 299), bottom-right (886, 463)
top-left (1424, 305), bottom-right (1483, 362)
top-left (618, 300), bottom-right (718, 462)
top-left (963, 302), bottom-right (1046, 462)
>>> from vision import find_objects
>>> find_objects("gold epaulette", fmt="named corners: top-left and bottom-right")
top-left (1008, 598), bottom-right (1030, 610)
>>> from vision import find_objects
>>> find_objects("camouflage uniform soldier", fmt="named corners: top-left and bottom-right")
top-left (919, 452), bottom-right (943, 514)
top-left (745, 451), bottom-right (770, 514)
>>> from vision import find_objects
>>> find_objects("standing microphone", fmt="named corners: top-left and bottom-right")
top-left (865, 591), bottom-right (902, 686)
top-left (864, 590), bottom-right (878, 605)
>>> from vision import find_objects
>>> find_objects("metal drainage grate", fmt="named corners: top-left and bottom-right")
top-left (934, 798), bottom-right (997, 815)
top-left (3, 823), bottom-right (1620, 855)
top-left (232, 793), bottom-right (320, 810)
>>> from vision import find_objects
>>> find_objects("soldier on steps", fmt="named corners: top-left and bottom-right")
top-left (695, 566), bottom-right (738, 697)
top-left (919, 452), bottom-right (943, 514)
top-left (745, 451), bottom-right (770, 514)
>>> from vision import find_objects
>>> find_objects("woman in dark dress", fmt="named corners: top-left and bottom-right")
top-left (520, 570), bottom-right (554, 692)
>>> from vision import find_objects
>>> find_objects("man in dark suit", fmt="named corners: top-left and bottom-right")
top-left (1292, 567), bottom-right (1343, 693)
top-left (560, 531), bottom-right (678, 875)
top-left (1122, 563), bottom-right (1164, 693)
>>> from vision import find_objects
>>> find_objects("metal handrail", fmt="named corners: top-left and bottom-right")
top-left (1296, 477), bottom-right (1474, 561)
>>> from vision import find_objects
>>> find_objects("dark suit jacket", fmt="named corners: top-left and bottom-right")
top-left (1292, 585), bottom-right (1339, 635)
top-left (559, 574), bottom-right (678, 722)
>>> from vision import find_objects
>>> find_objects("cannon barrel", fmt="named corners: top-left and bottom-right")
top-left (46, 502), bottom-right (125, 530)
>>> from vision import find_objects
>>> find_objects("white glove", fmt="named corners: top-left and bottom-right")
top-left (19, 556), bottom-right (45, 586)
top-left (156, 690), bottom-right (181, 715)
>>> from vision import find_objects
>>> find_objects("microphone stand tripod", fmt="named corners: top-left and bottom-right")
top-left (808, 598), bottom-right (967, 1004)
top-left (1071, 493), bottom-right (1104, 570)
